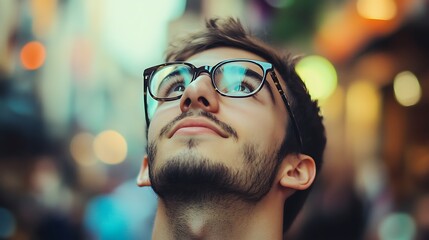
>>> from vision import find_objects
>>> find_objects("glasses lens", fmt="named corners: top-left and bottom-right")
top-left (213, 61), bottom-right (264, 96)
top-left (149, 64), bottom-right (193, 99)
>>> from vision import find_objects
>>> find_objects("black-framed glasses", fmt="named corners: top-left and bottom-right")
top-left (143, 58), bottom-right (303, 150)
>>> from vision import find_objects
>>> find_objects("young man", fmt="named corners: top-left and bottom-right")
top-left (137, 18), bottom-right (326, 239)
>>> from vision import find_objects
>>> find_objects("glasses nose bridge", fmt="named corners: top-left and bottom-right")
top-left (193, 65), bottom-right (212, 80)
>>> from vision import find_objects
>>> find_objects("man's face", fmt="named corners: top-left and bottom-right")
top-left (146, 47), bottom-right (290, 202)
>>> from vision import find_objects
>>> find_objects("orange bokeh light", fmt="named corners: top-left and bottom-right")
top-left (20, 41), bottom-right (46, 70)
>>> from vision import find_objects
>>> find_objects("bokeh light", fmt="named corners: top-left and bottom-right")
top-left (101, 0), bottom-right (186, 73)
top-left (295, 55), bottom-right (338, 100)
top-left (70, 132), bottom-right (97, 166)
top-left (393, 71), bottom-right (422, 107)
top-left (378, 213), bottom-right (416, 240)
top-left (346, 80), bottom-right (380, 125)
top-left (321, 86), bottom-right (344, 121)
top-left (85, 196), bottom-right (130, 239)
top-left (30, 0), bottom-right (58, 37)
top-left (357, 0), bottom-right (397, 20)
top-left (93, 130), bottom-right (127, 165)
top-left (20, 41), bottom-right (46, 70)
top-left (84, 182), bottom-right (157, 239)
top-left (0, 208), bottom-right (16, 239)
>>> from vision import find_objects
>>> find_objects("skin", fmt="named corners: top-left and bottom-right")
top-left (137, 47), bottom-right (316, 240)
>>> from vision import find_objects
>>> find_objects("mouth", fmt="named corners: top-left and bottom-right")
top-left (168, 118), bottom-right (230, 138)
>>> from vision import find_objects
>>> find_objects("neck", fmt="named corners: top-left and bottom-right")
top-left (151, 190), bottom-right (284, 240)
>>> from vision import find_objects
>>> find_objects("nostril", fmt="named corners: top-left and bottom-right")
top-left (184, 98), bottom-right (191, 107)
top-left (198, 97), bottom-right (209, 106)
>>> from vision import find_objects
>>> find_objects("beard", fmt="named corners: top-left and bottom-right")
top-left (147, 139), bottom-right (283, 204)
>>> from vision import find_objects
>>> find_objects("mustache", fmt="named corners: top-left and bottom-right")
top-left (159, 111), bottom-right (238, 139)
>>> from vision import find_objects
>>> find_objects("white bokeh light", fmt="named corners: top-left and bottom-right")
top-left (101, 0), bottom-right (186, 73)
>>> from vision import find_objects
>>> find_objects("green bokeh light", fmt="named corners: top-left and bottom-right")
top-left (379, 212), bottom-right (416, 240)
top-left (295, 55), bottom-right (338, 100)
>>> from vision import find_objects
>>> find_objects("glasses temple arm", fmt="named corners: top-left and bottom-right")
top-left (269, 72), bottom-right (304, 151)
top-left (143, 75), bottom-right (151, 127)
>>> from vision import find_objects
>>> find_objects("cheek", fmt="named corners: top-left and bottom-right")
top-left (147, 102), bottom-right (181, 140)
top-left (227, 103), bottom-right (286, 147)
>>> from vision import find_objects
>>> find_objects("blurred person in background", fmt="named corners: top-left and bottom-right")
top-left (137, 18), bottom-right (326, 239)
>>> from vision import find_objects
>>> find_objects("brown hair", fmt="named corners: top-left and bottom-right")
top-left (165, 17), bottom-right (326, 233)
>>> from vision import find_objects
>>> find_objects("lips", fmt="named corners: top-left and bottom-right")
top-left (168, 118), bottom-right (229, 138)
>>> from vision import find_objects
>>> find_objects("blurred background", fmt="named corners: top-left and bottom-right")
top-left (0, 0), bottom-right (428, 239)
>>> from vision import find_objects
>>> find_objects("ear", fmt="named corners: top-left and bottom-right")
top-left (136, 155), bottom-right (151, 187)
top-left (279, 154), bottom-right (316, 191)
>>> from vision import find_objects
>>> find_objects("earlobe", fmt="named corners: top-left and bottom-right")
top-left (136, 155), bottom-right (151, 187)
top-left (279, 154), bottom-right (316, 191)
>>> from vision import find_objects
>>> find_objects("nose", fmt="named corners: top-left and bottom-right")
top-left (179, 74), bottom-right (220, 113)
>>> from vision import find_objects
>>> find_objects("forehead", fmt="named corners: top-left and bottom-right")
top-left (185, 47), bottom-right (266, 66)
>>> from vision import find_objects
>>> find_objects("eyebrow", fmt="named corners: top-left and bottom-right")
top-left (158, 69), bottom-right (182, 86)
top-left (245, 68), bottom-right (263, 80)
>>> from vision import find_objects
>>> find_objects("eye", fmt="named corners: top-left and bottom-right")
top-left (151, 65), bottom-right (192, 99)
top-left (231, 82), bottom-right (253, 93)
top-left (167, 80), bottom-right (186, 95)
top-left (172, 84), bottom-right (185, 92)
top-left (158, 77), bottom-right (187, 98)
top-left (216, 71), bottom-right (261, 95)
top-left (214, 63), bottom-right (263, 96)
